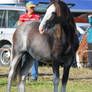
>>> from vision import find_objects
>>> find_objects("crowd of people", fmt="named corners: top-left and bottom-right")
top-left (87, 15), bottom-right (92, 67)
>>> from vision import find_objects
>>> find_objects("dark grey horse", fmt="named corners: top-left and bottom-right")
top-left (6, 0), bottom-right (79, 92)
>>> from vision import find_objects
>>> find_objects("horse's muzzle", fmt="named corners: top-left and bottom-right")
top-left (39, 24), bottom-right (49, 34)
top-left (39, 27), bottom-right (45, 34)
top-left (39, 29), bottom-right (45, 34)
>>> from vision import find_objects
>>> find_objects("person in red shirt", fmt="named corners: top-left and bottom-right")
top-left (18, 1), bottom-right (40, 25)
top-left (18, 1), bottom-right (40, 81)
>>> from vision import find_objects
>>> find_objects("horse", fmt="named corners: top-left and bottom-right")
top-left (76, 32), bottom-right (88, 68)
top-left (6, 0), bottom-right (79, 92)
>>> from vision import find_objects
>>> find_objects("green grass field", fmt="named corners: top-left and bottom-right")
top-left (0, 66), bottom-right (92, 92)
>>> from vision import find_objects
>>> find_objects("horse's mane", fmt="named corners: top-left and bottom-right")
top-left (49, 0), bottom-right (79, 52)
top-left (49, 1), bottom-right (76, 28)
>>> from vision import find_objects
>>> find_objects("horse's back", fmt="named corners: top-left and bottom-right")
top-left (12, 20), bottom-right (40, 52)
top-left (17, 20), bottom-right (40, 33)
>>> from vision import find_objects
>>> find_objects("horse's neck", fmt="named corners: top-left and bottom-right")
top-left (53, 24), bottom-right (62, 39)
top-left (51, 24), bottom-right (63, 54)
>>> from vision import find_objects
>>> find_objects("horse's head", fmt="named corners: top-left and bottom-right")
top-left (39, 0), bottom-right (61, 34)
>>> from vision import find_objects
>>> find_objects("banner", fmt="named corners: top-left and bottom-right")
top-left (0, 0), bottom-right (23, 4)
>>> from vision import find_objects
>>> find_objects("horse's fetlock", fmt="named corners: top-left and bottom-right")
top-left (21, 75), bottom-right (26, 81)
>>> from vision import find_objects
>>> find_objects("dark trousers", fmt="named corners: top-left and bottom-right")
top-left (88, 43), bottom-right (92, 67)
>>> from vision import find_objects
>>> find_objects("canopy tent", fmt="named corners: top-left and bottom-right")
top-left (64, 0), bottom-right (92, 13)
top-left (25, 0), bottom-right (92, 13)
top-left (25, 0), bottom-right (49, 4)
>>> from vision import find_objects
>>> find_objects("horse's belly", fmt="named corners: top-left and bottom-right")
top-left (29, 34), bottom-right (51, 59)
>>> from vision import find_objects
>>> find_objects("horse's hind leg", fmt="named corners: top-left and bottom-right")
top-left (7, 53), bottom-right (22, 92)
top-left (52, 62), bottom-right (60, 92)
top-left (18, 53), bottom-right (34, 92)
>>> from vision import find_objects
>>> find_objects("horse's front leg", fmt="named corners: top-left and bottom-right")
top-left (18, 54), bottom-right (34, 92)
top-left (60, 65), bottom-right (70, 92)
top-left (7, 54), bottom-right (22, 92)
top-left (52, 63), bottom-right (60, 92)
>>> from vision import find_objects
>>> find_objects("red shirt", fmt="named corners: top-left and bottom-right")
top-left (18, 13), bottom-right (40, 22)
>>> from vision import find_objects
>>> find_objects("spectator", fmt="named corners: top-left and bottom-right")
top-left (18, 1), bottom-right (40, 81)
top-left (87, 15), bottom-right (92, 67)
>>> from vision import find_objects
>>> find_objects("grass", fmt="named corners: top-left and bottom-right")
top-left (0, 66), bottom-right (92, 92)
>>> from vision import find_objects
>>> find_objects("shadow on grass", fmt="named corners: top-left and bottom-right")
top-left (1, 73), bottom-right (92, 81)
top-left (39, 73), bottom-right (53, 76)
top-left (0, 82), bottom-right (7, 86)
top-left (69, 77), bottom-right (92, 80)
top-left (0, 74), bottom-right (8, 78)
top-left (0, 73), bottom-right (53, 78)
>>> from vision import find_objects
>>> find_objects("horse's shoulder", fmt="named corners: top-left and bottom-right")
top-left (17, 20), bottom-right (40, 29)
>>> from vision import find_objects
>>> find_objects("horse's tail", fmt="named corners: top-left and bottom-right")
top-left (10, 31), bottom-right (24, 83)
top-left (13, 58), bottom-right (23, 84)
top-left (10, 48), bottom-right (23, 83)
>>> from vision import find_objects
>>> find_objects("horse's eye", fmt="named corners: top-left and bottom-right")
top-left (51, 12), bottom-right (57, 20)
top-left (52, 12), bottom-right (57, 16)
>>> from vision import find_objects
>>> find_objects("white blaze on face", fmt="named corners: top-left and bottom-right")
top-left (39, 4), bottom-right (56, 31)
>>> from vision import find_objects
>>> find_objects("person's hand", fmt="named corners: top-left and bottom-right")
top-left (17, 21), bottom-right (23, 26)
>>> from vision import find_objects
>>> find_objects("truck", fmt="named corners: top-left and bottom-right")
top-left (0, 0), bottom-right (26, 66)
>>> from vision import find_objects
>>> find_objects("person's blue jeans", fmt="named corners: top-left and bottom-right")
top-left (31, 60), bottom-right (38, 79)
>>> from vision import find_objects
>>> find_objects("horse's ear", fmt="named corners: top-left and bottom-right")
top-left (50, 0), bottom-right (55, 2)
top-left (50, 0), bottom-right (61, 3)
top-left (54, 0), bottom-right (60, 2)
